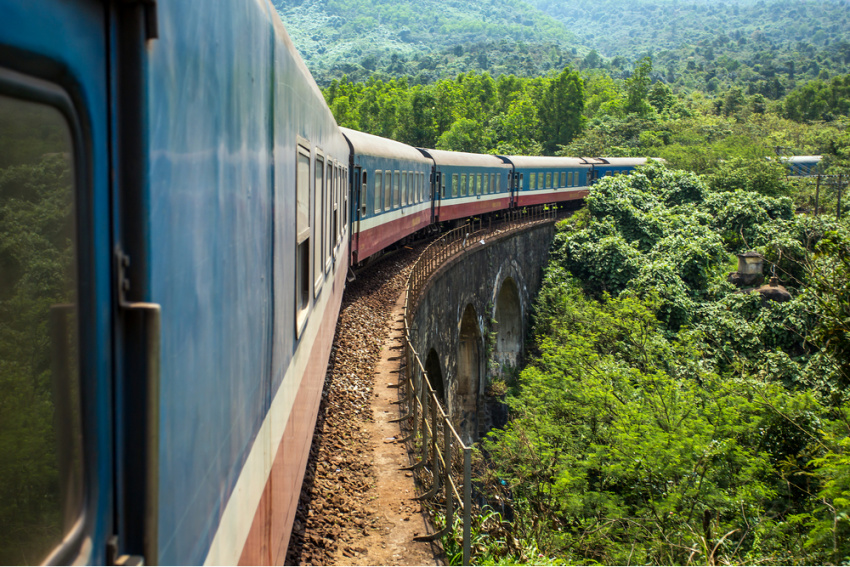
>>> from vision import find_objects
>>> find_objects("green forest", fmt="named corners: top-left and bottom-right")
top-left (276, 0), bottom-right (850, 90)
top-left (471, 164), bottom-right (850, 565)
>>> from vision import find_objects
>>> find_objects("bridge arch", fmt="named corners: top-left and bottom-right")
top-left (493, 277), bottom-right (522, 373)
top-left (457, 303), bottom-right (481, 443)
top-left (424, 348), bottom-right (444, 402)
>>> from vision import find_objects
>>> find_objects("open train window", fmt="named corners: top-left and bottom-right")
top-left (325, 161), bottom-right (333, 272)
top-left (296, 143), bottom-right (311, 334)
top-left (0, 80), bottom-right (85, 566)
top-left (313, 153), bottom-right (324, 294)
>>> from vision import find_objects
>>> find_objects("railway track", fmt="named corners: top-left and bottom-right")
top-left (285, 239), bottom-right (441, 566)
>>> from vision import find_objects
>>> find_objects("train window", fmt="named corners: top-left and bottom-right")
top-left (568, 171), bottom-right (573, 186)
top-left (383, 170), bottom-right (391, 212)
top-left (333, 164), bottom-right (339, 247)
top-left (401, 171), bottom-right (407, 206)
top-left (490, 174), bottom-right (496, 194)
top-left (0, 92), bottom-right (84, 565)
top-left (559, 172), bottom-right (565, 187)
top-left (341, 167), bottom-right (345, 235)
top-left (393, 171), bottom-right (400, 208)
top-left (408, 172), bottom-right (414, 204)
top-left (452, 174), bottom-right (458, 197)
top-left (313, 155), bottom-right (325, 292)
top-left (529, 173), bottom-right (535, 190)
top-left (361, 171), bottom-right (368, 217)
top-left (545, 172), bottom-right (551, 188)
top-left (460, 173), bottom-right (467, 197)
top-left (374, 171), bottom-right (382, 213)
top-left (483, 173), bottom-right (489, 194)
top-left (326, 162), bottom-right (333, 269)
top-left (296, 145), bottom-right (311, 331)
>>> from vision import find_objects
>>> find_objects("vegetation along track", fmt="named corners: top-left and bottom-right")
top-left (285, 240), bottom-right (441, 566)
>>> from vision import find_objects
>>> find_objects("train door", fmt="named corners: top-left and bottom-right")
top-left (0, 1), bottom-right (117, 564)
top-left (352, 166), bottom-right (364, 263)
top-left (431, 170), bottom-right (441, 223)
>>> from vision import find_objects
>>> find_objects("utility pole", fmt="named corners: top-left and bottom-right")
top-left (815, 174), bottom-right (821, 216)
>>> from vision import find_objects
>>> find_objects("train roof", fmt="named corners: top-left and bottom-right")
top-left (417, 148), bottom-right (510, 168)
top-left (500, 155), bottom-right (591, 168)
top-left (590, 157), bottom-right (655, 166)
top-left (341, 128), bottom-right (432, 164)
top-left (782, 155), bottom-right (822, 163)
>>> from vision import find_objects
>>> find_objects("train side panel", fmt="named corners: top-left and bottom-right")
top-left (145, 0), bottom-right (348, 563)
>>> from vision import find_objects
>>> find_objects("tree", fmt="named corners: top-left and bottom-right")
top-left (625, 56), bottom-right (654, 117)
top-left (538, 66), bottom-right (585, 155)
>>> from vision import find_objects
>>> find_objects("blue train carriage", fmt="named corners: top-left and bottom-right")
top-left (584, 157), bottom-right (655, 183)
top-left (418, 148), bottom-right (512, 223)
top-left (501, 156), bottom-right (592, 207)
top-left (343, 127), bottom-right (433, 265)
top-left (781, 155), bottom-right (823, 176)
top-left (1, 0), bottom-right (350, 565)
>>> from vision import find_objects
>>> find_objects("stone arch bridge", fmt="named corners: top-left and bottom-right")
top-left (408, 222), bottom-right (556, 443)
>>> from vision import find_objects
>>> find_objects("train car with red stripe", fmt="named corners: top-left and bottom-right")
top-left (343, 127), bottom-right (432, 265)
top-left (418, 148), bottom-right (513, 223)
top-left (1, 0), bottom-right (349, 564)
top-left (501, 156), bottom-right (593, 207)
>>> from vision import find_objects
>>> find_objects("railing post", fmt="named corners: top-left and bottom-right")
top-left (430, 394), bottom-right (440, 492)
top-left (444, 417), bottom-right (453, 544)
top-left (463, 447), bottom-right (471, 566)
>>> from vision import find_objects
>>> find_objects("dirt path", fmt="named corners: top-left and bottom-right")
top-left (285, 245), bottom-right (443, 566)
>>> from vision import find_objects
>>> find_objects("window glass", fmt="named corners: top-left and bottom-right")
top-left (408, 172), bottom-right (414, 204)
top-left (333, 164), bottom-right (339, 245)
top-left (452, 174), bottom-right (458, 197)
top-left (401, 171), bottom-right (407, 206)
top-left (0, 93), bottom-right (84, 565)
top-left (560, 172), bottom-right (566, 186)
top-left (491, 174), bottom-right (496, 194)
top-left (314, 156), bottom-right (324, 289)
top-left (460, 173), bottom-right (467, 197)
top-left (483, 173), bottom-right (489, 194)
top-left (393, 171), bottom-right (400, 208)
top-left (529, 173), bottom-right (535, 190)
top-left (568, 171), bottom-right (573, 187)
top-left (383, 170), bottom-right (391, 211)
top-left (325, 162), bottom-right (332, 267)
top-left (546, 172), bottom-right (552, 188)
top-left (374, 171), bottom-right (382, 213)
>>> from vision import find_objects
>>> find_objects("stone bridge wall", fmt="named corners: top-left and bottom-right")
top-left (409, 223), bottom-right (556, 443)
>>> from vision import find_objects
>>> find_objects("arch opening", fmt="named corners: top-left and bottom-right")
top-left (494, 277), bottom-right (522, 373)
top-left (424, 348), bottom-right (444, 402)
top-left (457, 303), bottom-right (481, 443)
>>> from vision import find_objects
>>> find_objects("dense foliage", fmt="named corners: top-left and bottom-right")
top-left (277, 0), bottom-right (850, 91)
top-left (477, 164), bottom-right (850, 565)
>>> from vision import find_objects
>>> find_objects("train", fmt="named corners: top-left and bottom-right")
top-left (0, 1), bottom-right (653, 565)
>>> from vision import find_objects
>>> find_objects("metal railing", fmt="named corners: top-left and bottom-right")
top-left (396, 205), bottom-right (558, 565)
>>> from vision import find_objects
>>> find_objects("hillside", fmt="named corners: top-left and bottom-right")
top-left (273, 0), bottom-right (575, 85)
top-left (275, 0), bottom-right (850, 93)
